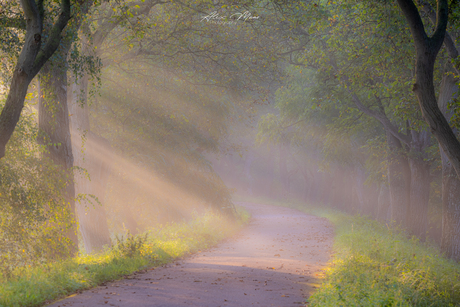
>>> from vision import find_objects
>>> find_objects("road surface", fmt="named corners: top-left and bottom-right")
top-left (47, 202), bottom-right (333, 307)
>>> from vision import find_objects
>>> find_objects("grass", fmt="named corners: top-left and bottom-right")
top-left (236, 195), bottom-right (460, 306)
top-left (308, 213), bottom-right (460, 307)
top-left (0, 207), bottom-right (249, 307)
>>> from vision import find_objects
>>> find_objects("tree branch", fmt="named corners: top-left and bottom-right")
top-left (19, 0), bottom-right (40, 21)
top-left (346, 87), bottom-right (412, 146)
top-left (396, 0), bottom-right (428, 49)
top-left (31, 0), bottom-right (71, 77)
top-left (431, 0), bottom-right (449, 46)
top-left (418, 0), bottom-right (460, 74)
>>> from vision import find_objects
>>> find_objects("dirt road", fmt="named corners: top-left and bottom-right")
top-left (47, 202), bottom-right (333, 307)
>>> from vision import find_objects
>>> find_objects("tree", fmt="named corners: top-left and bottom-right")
top-left (283, 0), bottom-right (439, 238)
top-left (396, 0), bottom-right (460, 260)
top-left (396, 1), bottom-right (460, 175)
top-left (0, 0), bottom-right (71, 158)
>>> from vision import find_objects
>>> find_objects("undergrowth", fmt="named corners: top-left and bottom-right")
top-left (0, 207), bottom-right (249, 307)
top-left (236, 195), bottom-right (460, 306)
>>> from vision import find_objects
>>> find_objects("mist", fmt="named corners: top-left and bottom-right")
top-left (1, 1), bottom-right (460, 305)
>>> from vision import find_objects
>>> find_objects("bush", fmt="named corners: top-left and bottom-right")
top-left (112, 230), bottom-right (149, 258)
top-left (0, 103), bottom-right (76, 279)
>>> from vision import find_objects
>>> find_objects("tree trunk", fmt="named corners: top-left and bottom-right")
top-left (38, 61), bottom-right (78, 256)
top-left (397, 0), bottom-right (460, 178)
top-left (365, 182), bottom-right (379, 218)
top-left (406, 128), bottom-right (432, 240)
top-left (75, 133), bottom-right (112, 254)
top-left (266, 146), bottom-right (276, 198)
top-left (387, 131), bottom-right (411, 226)
top-left (407, 155), bottom-right (431, 240)
top-left (440, 148), bottom-right (460, 261)
top-left (377, 183), bottom-right (390, 222)
top-left (399, 0), bottom-right (460, 259)
top-left (331, 168), bottom-right (342, 208)
top-left (279, 142), bottom-right (289, 196)
top-left (438, 72), bottom-right (460, 261)
top-left (0, 69), bottom-right (32, 158)
top-left (354, 167), bottom-right (366, 214)
top-left (69, 69), bottom-right (112, 254)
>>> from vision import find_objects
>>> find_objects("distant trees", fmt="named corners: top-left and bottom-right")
top-left (255, 0), bottom-right (460, 261)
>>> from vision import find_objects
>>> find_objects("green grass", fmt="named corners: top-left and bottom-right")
top-left (235, 195), bottom-right (460, 306)
top-left (308, 212), bottom-right (460, 307)
top-left (0, 208), bottom-right (249, 307)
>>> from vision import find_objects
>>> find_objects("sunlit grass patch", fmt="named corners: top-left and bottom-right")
top-left (306, 210), bottom-right (460, 306)
top-left (0, 208), bottom-right (249, 307)
top-left (235, 196), bottom-right (460, 306)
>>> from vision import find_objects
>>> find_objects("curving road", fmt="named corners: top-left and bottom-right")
top-left (47, 202), bottom-right (333, 307)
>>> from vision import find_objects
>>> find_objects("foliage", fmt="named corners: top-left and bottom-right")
top-left (0, 99), bottom-right (76, 278)
top-left (112, 230), bottom-right (149, 258)
top-left (0, 208), bottom-right (248, 307)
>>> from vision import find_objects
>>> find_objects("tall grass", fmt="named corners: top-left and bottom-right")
top-left (308, 213), bottom-right (460, 306)
top-left (0, 208), bottom-right (249, 307)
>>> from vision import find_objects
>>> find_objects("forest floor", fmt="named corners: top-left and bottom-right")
top-left (46, 202), bottom-right (334, 307)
